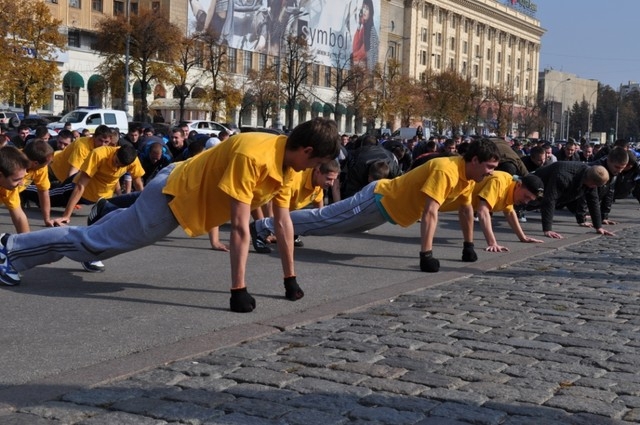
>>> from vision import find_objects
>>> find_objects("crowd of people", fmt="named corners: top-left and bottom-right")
top-left (0, 118), bottom-right (634, 313)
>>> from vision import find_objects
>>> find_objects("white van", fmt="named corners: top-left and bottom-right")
top-left (47, 108), bottom-right (128, 134)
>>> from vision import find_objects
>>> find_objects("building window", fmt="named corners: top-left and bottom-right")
top-left (130, 2), bottom-right (138, 14)
top-left (152, 1), bottom-right (160, 11)
top-left (449, 58), bottom-right (454, 70)
top-left (474, 64), bottom-right (479, 78)
top-left (497, 52), bottom-right (501, 64)
top-left (463, 41), bottom-right (468, 54)
top-left (451, 15), bottom-right (456, 29)
top-left (462, 61), bottom-right (467, 75)
top-left (474, 45), bottom-right (479, 57)
top-left (517, 58), bottom-right (521, 69)
top-left (486, 48), bottom-right (491, 60)
top-left (438, 10), bottom-right (443, 23)
top-left (113, 0), bottom-right (124, 15)
top-left (485, 67), bottom-right (489, 80)
top-left (243, 51), bottom-right (252, 75)
top-left (68, 30), bottom-right (80, 48)
top-left (92, 0), bottom-right (102, 12)
top-left (464, 19), bottom-right (469, 33)
top-left (258, 53), bottom-right (267, 71)
top-left (420, 50), bottom-right (427, 65)
top-left (496, 70), bottom-right (501, 82)
top-left (324, 66), bottom-right (331, 86)
top-left (436, 33), bottom-right (442, 47)
top-left (525, 78), bottom-right (529, 90)
top-left (450, 37), bottom-right (455, 50)
top-left (227, 48), bottom-right (237, 73)
top-left (422, 4), bottom-right (428, 19)
top-left (435, 54), bottom-right (441, 69)
top-left (313, 64), bottom-right (320, 86)
top-left (476, 25), bottom-right (481, 37)
top-left (421, 27), bottom-right (428, 43)
top-left (69, 0), bottom-right (81, 8)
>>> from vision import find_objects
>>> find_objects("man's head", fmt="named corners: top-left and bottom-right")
top-left (56, 129), bottom-right (73, 150)
top-left (218, 130), bottom-right (230, 141)
top-left (529, 145), bottom-right (546, 168)
top-left (148, 142), bottom-right (165, 164)
top-left (34, 126), bottom-right (50, 142)
top-left (284, 118), bottom-right (340, 172)
top-left (114, 144), bottom-right (138, 168)
top-left (606, 147), bottom-right (629, 176)
top-left (443, 139), bottom-right (457, 153)
top-left (312, 159), bottom-right (340, 189)
top-left (368, 160), bottom-right (390, 182)
top-left (514, 174), bottom-right (544, 205)
top-left (92, 125), bottom-right (115, 148)
top-left (0, 146), bottom-right (29, 190)
top-left (341, 134), bottom-right (350, 146)
top-left (23, 139), bottom-right (54, 170)
top-left (462, 138), bottom-right (500, 182)
top-left (16, 125), bottom-right (30, 141)
top-left (584, 165), bottom-right (610, 188)
top-left (171, 129), bottom-right (186, 149)
top-left (563, 140), bottom-right (577, 157)
top-left (128, 127), bottom-right (141, 144)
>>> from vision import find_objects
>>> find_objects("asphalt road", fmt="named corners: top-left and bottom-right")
top-left (0, 197), bottom-right (638, 409)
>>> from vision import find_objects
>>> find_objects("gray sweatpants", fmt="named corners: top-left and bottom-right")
top-left (7, 165), bottom-right (180, 272)
top-left (254, 182), bottom-right (388, 237)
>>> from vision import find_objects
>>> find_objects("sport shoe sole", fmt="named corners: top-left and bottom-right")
top-left (0, 264), bottom-right (20, 286)
top-left (82, 261), bottom-right (106, 273)
top-left (87, 198), bottom-right (107, 226)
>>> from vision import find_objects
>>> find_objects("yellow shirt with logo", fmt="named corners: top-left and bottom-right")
top-left (374, 155), bottom-right (474, 227)
top-left (289, 169), bottom-right (324, 210)
top-left (75, 146), bottom-right (145, 202)
top-left (163, 133), bottom-right (295, 237)
top-left (440, 170), bottom-right (516, 213)
top-left (49, 136), bottom-right (94, 181)
top-left (19, 166), bottom-right (51, 193)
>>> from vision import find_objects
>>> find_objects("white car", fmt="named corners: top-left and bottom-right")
top-left (185, 120), bottom-right (233, 137)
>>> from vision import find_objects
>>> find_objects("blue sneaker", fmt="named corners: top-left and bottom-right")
top-left (87, 198), bottom-right (108, 226)
top-left (0, 233), bottom-right (20, 286)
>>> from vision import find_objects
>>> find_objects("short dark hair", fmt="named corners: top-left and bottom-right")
top-left (57, 129), bottom-right (74, 141)
top-left (368, 160), bottom-right (390, 180)
top-left (93, 125), bottom-right (112, 138)
top-left (24, 139), bottom-right (53, 164)
top-left (286, 118), bottom-right (340, 159)
top-left (529, 145), bottom-right (545, 157)
top-left (608, 146), bottom-right (629, 166)
top-left (318, 159), bottom-right (340, 174)
top-left (462, 138), bottom-right (500, 163)
top-left (0, 146), bottom-right (29, 177)
top-left (116, 144), bottom-right (138, 166)
top-left (34, 126), bottom-right (49, 138)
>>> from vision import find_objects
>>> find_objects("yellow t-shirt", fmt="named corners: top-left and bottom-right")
top-left (440, 170), bottom-right (516, 213)
top-left (163, 132), bottom-right (296, 237)
top-left (19, 166), bottom-right (51, 192)
top-left (289, 169), bottom-right (324, 210)
top-left (374, 156), bottom-right (474, 227)
top-left (49, 136), bottom-right (94, 181)
top-left (76, 146), bottom-right (145, 202)
top-left (0, 187), bottom-right (21, 210)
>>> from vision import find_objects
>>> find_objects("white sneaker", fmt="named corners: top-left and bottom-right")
top-left (81, 260), bottom-right (105, 273)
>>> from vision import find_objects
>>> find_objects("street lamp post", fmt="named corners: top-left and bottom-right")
top-left (549, 78), bottom-right (570, 141)
top-left (123, 0), bottom-right (131, 116)
top-left (586, 88), bottom-right (598, 141)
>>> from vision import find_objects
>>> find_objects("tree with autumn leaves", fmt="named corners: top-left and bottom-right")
top-left (0, 0), bottom-right (66, 117)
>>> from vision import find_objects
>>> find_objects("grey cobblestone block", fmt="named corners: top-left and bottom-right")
top-left (617, 395), bottom-right (640, 408)
top-left (503, 365), bottom-right (581, 383)
top-left (377, 335), bottom-right (428, 350)
top-left (178, 377), bottom-right (238, 392)
top-left (482, 400), bottom-right (571, 420)
top-left (247, 359), bottom-right (303, 373)
top-left (544, 395), bottom-right (629, 418)
top-left (223, 367), bottom-right (299, 388)
top-left (163, 388), bottom-right (236, 408)
top-left (111, 397), bottom-right (222, 423)
top-left (385, 346), bottom-right (452, 364)
top-left (358, 376), bottom-right (427, 395)
top-left (569, 412), bottom-right (639, 425)
top-left (455, 339), bottom-right (515, 354)
top-left (502, 337), bottom-right (563, 351)
top-left (414, 342), bottom-right (473, 358)
top-left (295, 366), bottom-right (367, 385)
top-left (360, 392), bottom-right (440, 413)
top-left (77, 411), bottom-right (168, 424)
top-left (331, 362), bottom-right (406, 379)
top-left (460, 381), bottom-right (553, 404)
top-left (510, 348), bottom-right (584, 364)
top-left (212, 346), bottom-right (284, 361)
top-left (132, 369), bottom-right (190, 386)
top-left (465, 350), bottom-right (538, 366)
top-left (222, 383), bottom-right (298, 403)
top-left (327, 330), bottom-right (379, 343)
top-left (217, 397), bottom-right (292, 419)
top-left (284, 393), bottom-right (361, 414)
top-left (557, 385), bottom-right (619, 402)
top-left (202, 412), bottom-right (279, 424)
top-left (279, 407), bottom-right (349, 425)
top-left (280, 347), bottom-right (345, 367)
top-left (624, 408), bottom-right (640, 422)
top-left (284, 377), bottom-right (372, 397)
top-left (19, 401), bottom-right (105, 423)
top-left (400, 370), bottom-right (466, 389)
top-left (347, 405), bottom-right (425, 424)
top-left (320, 338), bottom-right (385, 354)
top-left (428, 401), bottom-right (507, 424)
top-left (559, 346), bottom-right (614, 361)
top-left (421, 388), bottom-right (489, 406)
top-left (377, 356), bottom-right (442, 372)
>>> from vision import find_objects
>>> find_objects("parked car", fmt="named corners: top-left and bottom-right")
top-left (47, 108), bottom-right (128, 133)
top-left (21, 115), bottom-right (52, 130)
top-left (223, 122), bottom-right (240, 135)
top-left (239, 126), bottom-right (284, 135)
top-left (184, 120), bottom-right (232, 137)
top-left (0, 111), bottom-right (20, 129)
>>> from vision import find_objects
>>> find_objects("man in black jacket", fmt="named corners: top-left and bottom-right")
top-left (530, 161), bottom-right (613, 239)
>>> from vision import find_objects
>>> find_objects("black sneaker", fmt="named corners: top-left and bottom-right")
top-left (81, 260), bottom-right (106, 272)
top-left (293, 235), bottom-right (304, 247)
top-left (0, 233), bottom-right (20, 286)
top-left (87, 198), bottom-right (108, 226)
top-left (249, 222), bottom-right (272, 254)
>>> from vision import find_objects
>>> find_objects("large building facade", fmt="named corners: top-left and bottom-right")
top-left (6, 0), bottom-right (543, 134)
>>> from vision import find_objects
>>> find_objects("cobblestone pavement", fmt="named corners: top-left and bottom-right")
top-left (3, 226), bottom-right (640, 425)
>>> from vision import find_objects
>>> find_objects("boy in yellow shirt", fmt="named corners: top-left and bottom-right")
top-left (0, 147), bottom-right (31, 233)
top-left (0, 118), bottom-right (340, 314)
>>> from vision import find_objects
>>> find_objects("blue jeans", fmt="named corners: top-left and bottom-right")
top-left (7, 165), bottom-right (179, 272)
top-left (254, 182), bottom-right (388, 237)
